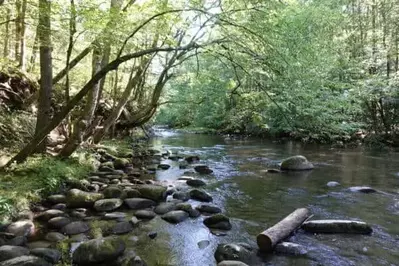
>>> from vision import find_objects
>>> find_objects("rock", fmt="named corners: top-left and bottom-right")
top-left (66, 179), bottom-right (91, 191)
top-left (69, 234), bottom-right (88, 242)
top-left (0, 256), bottom-right (51, 266)
top-left (280, 155), bottom-right (314, 171)
top-left (175, 203), bottom-right (200, 218)
top-left (194, 165), bottom-right (213, 174)
top-left (178, 176), bottom-right (194, 181)
top-left (301, 220), bottom-right (373, 234)
top-left (47, 217), bottom-right (71, 229)
top-left (70, 208), bottom-right (88, 219)
top-left (187, 179), bottom-right (206, 187)
top-left (137, 185), bottom-right (167, 201)
top-left (179, 162), bottom-right (189, 169)
top-left (130, 217), bottom-right (140, 227)
top-left (100, 161), bottom-right (114, 170)
top-left (197, 240), bottom-right (210, 249)
top-left (172, 192), bottom-right (190, 201)
top-left (37, 209), bottom-right (65, 221)
top-left (51, 203), bottom-right (67, 211)
top-left (103, 212), bottom-right (126, 221)
top-left (116, 250), bottom-right (147, 266)
top-left (214, 243), bottom-right (254, 263)
top-left (158, 164), bottom-right (171, 170)
top-left (61, 221), bottom-right (90, 235)
top-left (47, 194), bottom-right (66, 204)
top-left (148, 232), bottom-right (157, 239)
top-left (196, 204), bottom-right (222, 214)
top-left (327, 181), bottom-right (341, 187)
top-left (264, 169), bottom-right (281, 174)
top-left (0, 246), bottom-right (29, 262)
top-left (66, 189), bottom-right (104, 208)
top-left (274, 242), bottom-right (308, 256)
top-left (94, 199), bottom-right (123, 212)
top-left (30, 248), bottom-right (61, 264)
top-left (6, 221), bottom-right (35, 237)
top-left (154, 202), bottom-right (176, 215)
top-left (5, 236), bottom-right (27, 246)
top-left (114, 158), bottom-right (130, 170)
top-left (124, 198), bottom-right (156, 210)
top-left (161, 211), bottom-right (189, 224)
top-left (103, 186), bottom-right (125, 199)
top-left (72, 237), bottom-right (125, 265)
top-left (185, 155), bottom-right (200, 164)
top-left (349, 186), bottom-right (377, 193)
top-left (26, 241), bottom-right (52, 249)
top-left (204, 214), bottom-right (232, 230)
top-left (112, 222), bottom-right (133, 235)
top-left (190, 189), bottom-right (213, 202)
top-left (218, 261), bottom-right (249, 266)
top-left (135, 210), bottom-right (156, 220)
top-left (44, 232), bottom-right (66, 243)
top-left (124, 188), bottom-right (141, 198)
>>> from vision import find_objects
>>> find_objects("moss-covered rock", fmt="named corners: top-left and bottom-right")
top-left (114, 158), bottom-right (130, 170)
top-left (72, 237), bottom-right (125, 265)
top-left (66, 189), bottom-right (104, 208)
top-left (204, 214), bottom-right (232, 230)
top-left (137, 185), bottom-right (167, 202)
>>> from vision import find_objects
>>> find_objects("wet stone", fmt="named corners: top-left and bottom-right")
top-left (194, 165), bottom-right (213, 174)
top-left (124, 188), bottom-right (142, 198)
top-left (214, 243), bottom-right (254, 264)
top-left (94, 198), bottom-right (123, 212)
top-left (103, 186), bottom-right (125, 199)
top-left (204, 214), bottom-right (232, 230)
top-left (103, 212), bottom-right (127, 221)
top-left (47, 194), bottom-right (66, 204)
top-left (148, 232), bottom-right (157, 239)
top-left (61, 221), bottom-right (90, 235)
top-left (135, 210), bottom-right (156, 220)
top-left (0, 255), bottom-right (52, 266)
top-left (26, 241), bottom-right (52, 249)
top-left (158, 164), bottom-right (171, 170)
top-left (172, 192), bottom-right (190, 201)
top-left (124, 198), bottom-right (156, 210)
top-left (0, 245), bottom-right (29, 262)
top-left (327, 181), bottom-right (341, 187)
top-left (112, 222), bottom-right (133, 235)
top-left (196, 204), bottom-right (222, 214)
top-left (5, 236), bottom-right (27, 246)
top-left (197, 240), bottom-right (210, 249)
top-left (37, 209), bottom-right (65, 221)
top-left (6, 220), bottom-right (35, 237)
top-left (187, 179), bottom-right (206, 187)
top-left (51, 203), bottom-right (67, 211)
top-left (190, 189), bottom-right (213, 202)
top-left (275, 242), bottom-right (308, 256)
top-left (30, 248), bottom-right (61, 264)
top-left (218, 261), bottom-right (249, 266)
top-left (47, 217), bottom-right (71, 229)
top-left (161, 211), bottom-right (189, 224)
top-left (154, 202), bottom-right (176, 215)
top-left (349, 186), bottom-right (377, 193)
top-left (44, 232), bottom-right (66, 243)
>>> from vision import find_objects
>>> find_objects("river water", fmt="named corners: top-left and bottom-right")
top-left (130, 129), bottom-right (399, 266)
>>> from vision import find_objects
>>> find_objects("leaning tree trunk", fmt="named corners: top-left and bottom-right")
top-left (34, 0), bottom-right (53, 153)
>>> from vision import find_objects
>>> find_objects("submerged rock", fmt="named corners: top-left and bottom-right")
top-left (185, 155), bottom-right (200, 164)
top-left (274, 242), bottom-right (308, 256)
top-left (327, 181), bottom-right (341, 187)
top-left (204, 214), bottom-right (232, 230)
top-left (280, 155), bottom-right (314, 171)
top-left (349, 186), bottom-right (377, 193)
top-left (214, 243), bottom-right (254, 263)
top-left (194, 165), bottom-right (213, 174)
top-left (161, 211), bottom-right (189, 224)
top-left (72, 237), bottom-right (125, 265)
top-left (187, 179), bottom-right (206, 187)
top-left (301, 220), bottom-right (372, 234)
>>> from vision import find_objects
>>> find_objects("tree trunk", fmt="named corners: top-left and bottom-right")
top-left (3, 7), bottom-right (10, 58)
top-left (257, 208), bottom-right (311, 253)
top-left (34, 0), bottom-right (53, 153)
top-left (14, 0), bottom-right (21, 63)
top-left (18, 0), bottom-right (27, 70)
top-left (301, 220), bottom-right (372, 234)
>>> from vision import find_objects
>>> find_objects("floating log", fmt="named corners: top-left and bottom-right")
top-left (301, 220), bottom-right (372, 234)
top-left (257, 208), bottom-right (311, 253)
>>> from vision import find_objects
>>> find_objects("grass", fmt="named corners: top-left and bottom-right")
top-left (0, 151), bottom-right (96, 223)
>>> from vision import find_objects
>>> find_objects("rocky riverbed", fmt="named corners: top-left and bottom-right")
top-left (1, 129), bottom-right (399, 266)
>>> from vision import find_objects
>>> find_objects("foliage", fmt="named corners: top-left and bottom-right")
top-left (0, 152), bottom-right (94, 222)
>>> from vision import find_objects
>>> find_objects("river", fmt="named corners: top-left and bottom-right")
top-left (126, 128), bottom-right (399, 266)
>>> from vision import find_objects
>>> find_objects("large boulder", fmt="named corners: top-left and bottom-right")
top-left (72, 237), bottom-right (125, 265)
top-left (280, 155), bottom-right (314, 171)
top-left (94, 199), bottom-right (123, 212)
top-left (66, 189), bottom-right (104, 208)
top-left (137, 185), bottom-right (167, 201)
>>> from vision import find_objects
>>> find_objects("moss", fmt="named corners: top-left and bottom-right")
top-left (89, 220), bottom-right (116, 239)
top-left (0, 152), bottom-right (94, 223)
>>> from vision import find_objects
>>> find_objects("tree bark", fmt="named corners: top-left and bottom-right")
top-left (28, 24), bottom-right (40, 72)
top-left (257, 208), bottom-right (311, 253)
top-left (18, 0), bottom-right (27, 70)
top-left (301, 220), bottom-right (372, 234)
top-left (14, 0), bottom-right (21, 63)
top-left (3, 7), bottom-right (11, 58)
top-left (34, 0), bottom-right (53, 152)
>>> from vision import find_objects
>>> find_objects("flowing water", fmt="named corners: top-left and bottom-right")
top-left (130, 128), bottom-right (399, 266)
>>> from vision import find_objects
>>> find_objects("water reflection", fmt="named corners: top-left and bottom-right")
top-left (143, 131), bottom-right (399, 266)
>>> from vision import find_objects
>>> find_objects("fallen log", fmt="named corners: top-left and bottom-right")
top-left (301, 220), bottom-right (372, 234)
top-left (257, 208), bottom-right (311, 253)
